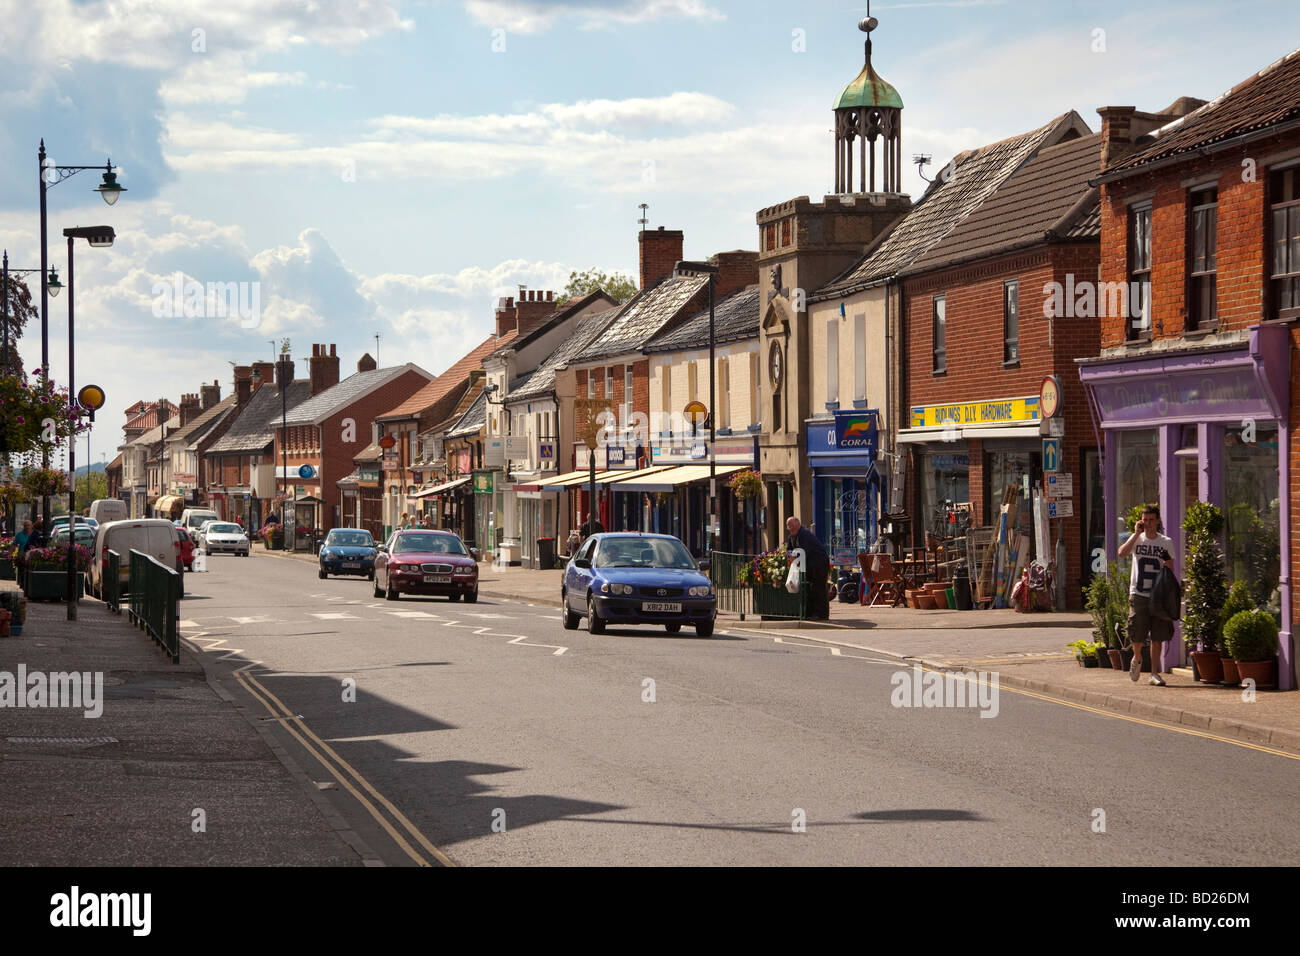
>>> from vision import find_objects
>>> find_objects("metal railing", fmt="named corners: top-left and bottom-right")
top-left (709, 550), bottom-right (807, 620)
top-left (127, 549), bottom-right (180, 663)
top-left (103, 550), bottom-right (121, 614)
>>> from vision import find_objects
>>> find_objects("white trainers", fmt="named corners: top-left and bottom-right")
top-left (1148, 674), bottom-right (1166, 686)
top-left (1129, 650), bottom-right (1142, 681)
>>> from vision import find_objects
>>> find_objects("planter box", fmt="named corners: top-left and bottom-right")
top-left (0, 559), bottom-right (14, 580)
top-left (24, 570), bottom-right (84, 601)
top-left (753, 584), bottom-right (804, 619)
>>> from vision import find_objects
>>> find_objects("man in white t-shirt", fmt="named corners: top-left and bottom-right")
top-left (1117, 504), bottom-right (1176, 685)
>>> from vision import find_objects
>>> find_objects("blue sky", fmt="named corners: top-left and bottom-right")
top-left (2, 0), bottom-right (1299, 465)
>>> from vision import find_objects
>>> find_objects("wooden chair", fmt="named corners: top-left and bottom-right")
top-left (858, 552), bottom-right (904, 607)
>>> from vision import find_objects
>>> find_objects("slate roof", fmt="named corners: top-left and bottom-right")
top-left (813, 112), bottom-right (1086, 299)
top-left (166, 395), bottom-right (237, 448)
top-left (488, 290), bottom-right (617, 361)
top-left (1104, 47), bottom-right (1300, 178)
top-left (353, 441), bottom-right (383, 463)
top-left (446, 390), bottom-right (487, 439)
top-left (123, 401), bottom-right (177, 433)
top-left (643, 286), bottom-right (761, 352)
top-left (377, 332), bottom-right (516, 421)
top-left (281, 364), bottom-right (430, 427)
top-left (506, 307), bottom-right (621, 403)
top-left (902, 133), bottom-right (1103, 276)
top-left (207, 381), bottom-right (313, 454)
top-left (573, 273), bottom-right (708, 362)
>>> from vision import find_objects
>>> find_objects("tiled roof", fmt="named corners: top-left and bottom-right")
top-left (128, 415), bottom-right (180, 448)
top-left (446, 390), bottom-right (487, 438)
top-left (814, 112), bottom-right (1084, 299)
top-left (282, 364), bottom-right (430, 427)
top-left (643, 286), bottom-right (760, 353)
top-left (353, 441), bottom-right (383, 462)
top-left (1105, 47), bottom-right (1300, 177)
top-left (167, 395), bottom-right (237, 447)
top-left (574, 274), bottom-right (708, 362)
top-left (123, 401), bottom-right (177, 433)
top-left (106, 453), bottom-right (123, 471)
top-left (488, 290), bottom-right (617, 360)
top-left (207, 381), bottom-right (313, 454)
top-left (902, 133), bottom-right (1103, 276)
top-left (377, 331), bottom-right (516, 421)
top-left (507, 307), bottom-right (621, 403)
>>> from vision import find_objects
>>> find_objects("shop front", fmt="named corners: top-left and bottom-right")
top-left (647, 438), bottom-right (758, 553)
top-left (1079, 326), bottom-right (1292, 688)
top-left (806, 411), bottom-right (879, 568)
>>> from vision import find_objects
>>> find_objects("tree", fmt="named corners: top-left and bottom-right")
top-left (556, 268), bottom-right (637, 306)
top-left (0, 272), bottom-right (33, 379)
top-left (75, 469), bottom-right (108, 504)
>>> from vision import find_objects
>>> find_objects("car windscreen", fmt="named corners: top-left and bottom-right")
top-left (208, 523), bottom-right (241, 534)
top-left (593, 537), bottom-right (696, 569)
top-left (392, 533), bottom-right (467, 555)
top-left (328, 532), bottom-right (373, 548)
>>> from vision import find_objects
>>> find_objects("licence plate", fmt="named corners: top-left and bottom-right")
top-left (642, 602), bottom-right (682, 613)
top-left (343, 562), bottom-right (361, 569)
top-left (424, 575), bottom-right (452, 584)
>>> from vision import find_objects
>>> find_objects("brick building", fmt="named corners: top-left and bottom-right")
top-left (1081, 47), bottom-right (1300, 687)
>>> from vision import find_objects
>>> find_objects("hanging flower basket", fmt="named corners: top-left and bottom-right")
top-left (0, 374), bottom-right (91, 463)
top-left (728, 468), bottom-right (763, 500)
top-left (20, 467), bottom-right (69, 498)
top-left (0, 484), bottom-right (23, 509)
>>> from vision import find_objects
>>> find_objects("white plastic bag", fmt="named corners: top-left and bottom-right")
top-left (785, 548), bottom-right (805, 594)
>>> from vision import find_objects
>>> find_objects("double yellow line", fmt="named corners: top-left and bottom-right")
top-left (234, 669), bottom-right (456, 867)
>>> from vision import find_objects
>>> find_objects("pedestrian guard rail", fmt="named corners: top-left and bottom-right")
top-left (127, 549), bottom-right (180, 664)
top-left (709, 550), bottom-right (807, 620)
top-left (103, 550), bottom-right (122, 613)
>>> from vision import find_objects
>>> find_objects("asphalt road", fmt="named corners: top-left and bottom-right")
top-left (179, 552), bottom-right (1300, 866)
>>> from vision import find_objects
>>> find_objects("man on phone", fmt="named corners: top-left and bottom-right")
top-left (1117, 504), bottom-right (1176, 685)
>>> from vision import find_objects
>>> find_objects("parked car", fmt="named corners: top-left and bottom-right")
top-left (51, 515), bottom-right (98, 531)
top-left (198, 522), bottom-right (250, 556)
top-left (50, 524), bottom-right (96, 548)
top-left (88, 499), bottom-right (128, 524)
top-left (175, 526), bottom-right (196, 570)
top-left (319, 528), bottom-right (377, 579)
top-left (561, 533), bottom-right (716, 637)
top-left (373, 529), bottom-right (478, 601)
top-left (179, 508), bottom-right (220, 533)
top-left (87, 519), bottom-right (181, 597)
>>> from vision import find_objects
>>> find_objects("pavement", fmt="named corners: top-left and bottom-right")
top-left (257, 547), bottom-right (1300, 755)
top-left (0, 582), bottom-right (368, 866)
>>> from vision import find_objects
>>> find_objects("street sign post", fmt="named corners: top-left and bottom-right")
top-left (1045, 473), bottom-right (1073, 498)
top-left (1047, 499), bottom-right (1074, 519)
top-left (1041, 438), bottom-right (1062, 473)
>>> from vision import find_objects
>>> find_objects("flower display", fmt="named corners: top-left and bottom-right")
top-left (727, 468), bottom-right (763, 500)
top-left (23, 542), bottom-right (92, 571)
top-left (19, 467), bottom-right (70, 498)
top-left (0, 374), bottom-right (92, 465)
top-left (739, 547), bottom-right (791, 588)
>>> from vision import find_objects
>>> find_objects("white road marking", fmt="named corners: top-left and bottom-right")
top-left (310, 613), bottom-right (360, 620)
top-left (385, 611), bottom-right (443, 619)
top-left (464, 613), bottom-right (514, 619)
top-left (232, 616), bottom-right (275, 625)
top-left (179, 620), bottom-right (200, 629)
top-left (507, 635), bottom-right (568, 656)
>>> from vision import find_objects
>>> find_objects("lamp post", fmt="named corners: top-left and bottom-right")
top-left (1, 251), bottom-right (60, 375)
top-left (38, 143), bottom-right (122, 531)
top-left (675, 261), bottom-right (719, 555)
top-left (279, 355), bottom-right (290, 550)
top-left (61, 225), bottom-right (115, 620)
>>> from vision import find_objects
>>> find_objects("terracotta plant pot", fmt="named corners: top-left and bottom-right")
top-left (1236, 658), bottom-right (1277, 690)
top-left (919, 593), bottom-right (938, 610)
top-left (1107, 649), bottom-right (1124, 670)
top-left (905, 589), bottom-right (923, 607)
top-left (1190, 650), bottom-right (1223, 684)
top-left (1220, 657), bottom-right (1240, 686)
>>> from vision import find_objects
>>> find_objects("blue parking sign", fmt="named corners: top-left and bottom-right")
top-left (1041, 438), bottom-right (1062, 473)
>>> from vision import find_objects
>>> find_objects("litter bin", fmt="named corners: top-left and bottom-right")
top-left (536, 536), bottom-right (556, 571)
top-left (953, 568), bottom-right (973, 610)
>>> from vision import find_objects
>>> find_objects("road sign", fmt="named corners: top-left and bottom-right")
top-left (684, 400), bottom-right (708, 425)
top-left (298, 464), bottom-right (315, 479)
top-left (1045, 473), bottom-right (1073, 498)
top-left (1039, 375), bottom-right (1062, 418)
top-left (1047, 499), bottom-right (1073, 519)
top-left (1041, 438), bottom-right (1062, 473)
top-left (538, 441), bottom-right (555, 461)
top-left (1047, 418), bottom-right (1064, 437)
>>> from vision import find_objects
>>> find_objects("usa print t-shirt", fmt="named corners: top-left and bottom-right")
top-left (1129, 532), bottom-right (1174, 597)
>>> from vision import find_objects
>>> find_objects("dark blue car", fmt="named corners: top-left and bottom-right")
top-left (318, 528), bottom-right (378, 579)
top-left (562, 533), bottom-right (716, 636)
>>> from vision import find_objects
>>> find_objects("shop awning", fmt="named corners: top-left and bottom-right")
top-left (411, 476), bottom-right (470, 498)
top-left (897, 424), bottom-right (1040, 444)
top-left (607, 464), bottom-right (745, 493)
top-left (533, 469), bottom-right (600, 489)
top-left (596, 465), bottom-right (672, 484)
top-left (153, 494), bottom-right (184, 514)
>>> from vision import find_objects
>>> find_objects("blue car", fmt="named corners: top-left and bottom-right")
top-left (562, 533), bottom-right (716, 636)
top-left (318, 528), bottom-right (378, 579)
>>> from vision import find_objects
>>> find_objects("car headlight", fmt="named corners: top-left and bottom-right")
top-left (688, 585), bottom-right (713, 597)
top-left (600, 582), bottom-right (633, 595)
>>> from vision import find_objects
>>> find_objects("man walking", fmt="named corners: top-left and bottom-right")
top-left (1117, 504), bottom-right (1176, 685)
top-left (786, 516), bottom-right (831, 620)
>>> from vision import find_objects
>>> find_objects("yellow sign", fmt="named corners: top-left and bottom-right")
top-left (684, 400), bottom-right (708, 424)
top-left (910, 396), bottom-right (1040, 428)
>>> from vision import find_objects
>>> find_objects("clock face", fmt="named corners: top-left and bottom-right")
top-left (769, 343), bottom-right (783, 390)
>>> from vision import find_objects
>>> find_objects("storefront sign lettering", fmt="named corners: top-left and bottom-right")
top-left (911, 396), bottom-right (1039, 428)
top-left (1093, 366), bottom-right (1269, 423)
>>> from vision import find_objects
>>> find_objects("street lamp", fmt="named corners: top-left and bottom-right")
top-left (1, 250), bottom-right (60, 374)
top-left (61, 225), bottom-right (115, 620)
top-left (79, 384), bottom-right (104, 529)
top-left (675, 260), bottom-right (719, 556)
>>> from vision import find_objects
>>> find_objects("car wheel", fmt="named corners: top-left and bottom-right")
top-left (367, 571), bottom-right (375, 581)
top-left (561, 594), bottom-right (579, 630)
top-left (465, 590), bottom-right (478, 604)
top-left (695, 620), bottom-right (715, 637)
top-left (318, 569), bottom-right (327, 579)
top-left (373, 576), bottom-right (384, 599)
top-left (586, 595), bottom-right (605, 635)
top-left (665, 623), bottom-right (681, 633)
top-left (386, 579), bottom-right (400, 600)
top-left (448, 592), bottom-right (460, 602)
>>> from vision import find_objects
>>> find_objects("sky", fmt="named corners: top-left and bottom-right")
top-left (1, 0), bottom-right (1298, 467)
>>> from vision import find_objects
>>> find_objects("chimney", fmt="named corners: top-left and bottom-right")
top-left (516, 290), bottom-right (556, 336)
top-left (1098, 99), bottom-right (1206, 171)
top-left (199, 379), bottom-right (221, 409)
top-left (639, 226), bottom-right (683, 291)
top-left (357, 352), bottom-right (377, 373)
top-left (710, 250), bottom-right (760, 299)
top-left (179, 393), bottom-right (201, 427)
top-left (275, 357), bottom-right (295, 388)
top-left (495, 296), bottom-right (515, 337)
top-left (310, 342), bottom-right (341, 395)
top-left (251, 362), bottom-right (275, 389)
top-left (234, 366), bottom-right (253, 407)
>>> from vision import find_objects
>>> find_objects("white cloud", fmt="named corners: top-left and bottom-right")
top-left (462, 0), bottom-right (723, 34)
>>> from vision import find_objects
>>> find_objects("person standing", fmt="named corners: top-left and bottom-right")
top-left (15, 519), bottom-right (32, 554)
top-left (1117, 504), bottom-right (1176, 686)
top-left (786, 516), bottom-right (831, 620)
top-left (27, 518), bottom-right (47, 550)
top-left (580, 512), bottom-right (604, 540)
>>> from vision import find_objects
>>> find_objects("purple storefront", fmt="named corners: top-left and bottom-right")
top-left (1078, 324), bottom-right (1292, 689)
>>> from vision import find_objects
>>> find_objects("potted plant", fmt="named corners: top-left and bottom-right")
top-left (742, 547), bottom-right (803, 617)
top-left (0, 536), bottom-right (16, 580)
top-left (1182, 501), bottom-right (1228, 684)
top-left (21, 543), bottom-right (89, 600)
top-left (1067, 638), bottom-right (1102, 668)
top-left (1086, 559), bottom-right (1129, 669)
top-left (1222, 609), bottom-right (1279, 690)
top-left (1217, 581), bottom-right (1255, 686)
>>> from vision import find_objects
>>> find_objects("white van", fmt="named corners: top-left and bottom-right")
top-left (88, 499), bottom-right (129, 525)
top-left (180, 508), bottom-right (220, 532)
top-left (88, 519), bottom-right (181, 597)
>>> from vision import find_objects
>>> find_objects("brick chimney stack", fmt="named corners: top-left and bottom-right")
top-left (357, 352), bottom-right (377, 373)
top-left (252, 362), bottom-right (275, 390)
top-left (199, 380), bottom-right (221, 410)
top-left (640, 226), bottom-right (683, 291)
top-left (178, 393), bottom-right (201, 427)
top-left (1098, 99), bottom-right (1206, 171)
top-left (309, 343), bottom-right (341, 395)
top-left (516, 290), bottom-right (556, 336)
top-left (275, 357), bottom-right (295, 388)
top-left (710, 250), bottom-right (760, 299)
top-left (234, 367), bottom-right (253, 407)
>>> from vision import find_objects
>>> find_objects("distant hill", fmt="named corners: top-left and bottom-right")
top-left (74, 462), bottom-right (108, 477)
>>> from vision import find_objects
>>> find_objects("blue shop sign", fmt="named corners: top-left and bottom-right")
top-left (806, 410), bottom-right (878, 466)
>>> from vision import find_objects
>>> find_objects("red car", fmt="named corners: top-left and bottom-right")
top-left (373, 529), bottom-right (478, 602)
top-left (175, 526), bottom-right (196, 571)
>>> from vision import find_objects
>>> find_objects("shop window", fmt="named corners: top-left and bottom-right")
top-left (932, 295), bottom-right (946, 373)
top-left (1003, 279), bottom-right (1019, 363)
top-left (986, 451), bottom-right (1036, 542)
top-left (1224, 423), bottom-right (1281, 615)
top-left (1081, 448), bottom-right (1104, 585)
top-left (1269, 167), bottom-right (1300, 320)
top-left (1127, 204), bottom-right (1152, 339)
top-left (826, 318), bottom-right (839, 406)
top-left (1115, 429), bottom-right (1159, 539)
top-left (1188, 186), bottom-right (1218, 330)
top-left (920, 451), bottom-right (969, 539)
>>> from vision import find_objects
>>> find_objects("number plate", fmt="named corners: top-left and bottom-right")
top-left (642, 602), bottom-right (682, 613)
top-left (424, 574), bottom-right (453, 584)
top-left (343, 562), bottom-right (361, 569)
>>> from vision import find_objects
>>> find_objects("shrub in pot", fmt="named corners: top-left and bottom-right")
top-left (1222, 610), bottom-right (1279, 690)
top-left (1182, 501), bottom-right (1228, 683)
top-left (1086, 560), bottom-right (1128, 670)
top-left (1217, 582), bottom-right (1255, 685)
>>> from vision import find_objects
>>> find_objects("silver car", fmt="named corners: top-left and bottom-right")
top-left (199, 521), bottom-right (250, 556)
